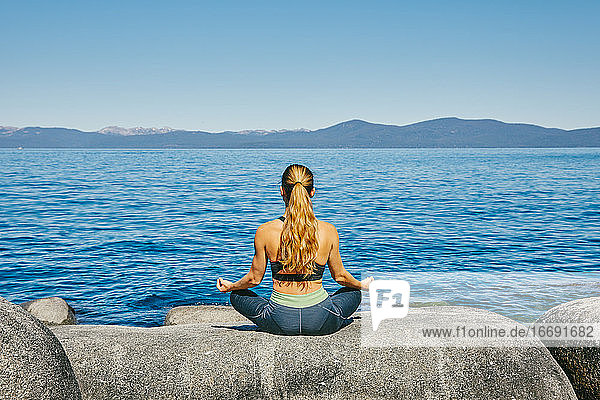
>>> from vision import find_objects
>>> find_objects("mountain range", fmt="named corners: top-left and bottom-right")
top-left (1, 118), bottom-right (599, 148)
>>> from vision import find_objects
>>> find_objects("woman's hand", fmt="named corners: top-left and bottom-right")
top-left (216, 278), bottom-right (234, 293)
top-left (360, 276), bottom-right (374, 290)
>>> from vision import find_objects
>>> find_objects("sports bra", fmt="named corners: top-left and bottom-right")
top-left (270, 216), bottom-right (326, 282)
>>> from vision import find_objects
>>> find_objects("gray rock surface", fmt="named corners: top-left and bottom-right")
top-left (536, 297), bottom-right (600, 400)
top-left (52, 305), bottom-right (576, 400)
top-left (163, 303), bottom-right (450, 326)
top-left (0, 296), bottom-right (81, 400)
top-left (20, 296), bottom-right (77, 326)
top-left (164, 305), bottom-right (247, 325)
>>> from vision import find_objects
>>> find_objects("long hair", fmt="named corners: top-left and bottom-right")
top-left (278, 164), bottom-right (319, 276)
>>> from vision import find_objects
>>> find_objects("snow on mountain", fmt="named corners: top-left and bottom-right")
top-left (0, 126), bottom-right (20, 135)
top-left (232, 128), bottom-right (311, 135)
top-left (98, 126), bottom-right (176, 135)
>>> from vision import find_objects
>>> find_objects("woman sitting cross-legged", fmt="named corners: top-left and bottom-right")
top-left (216, 164), bottom-right (373, 335)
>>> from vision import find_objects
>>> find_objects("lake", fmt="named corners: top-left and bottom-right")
top-left (1, 148), bottom-right (599, 326)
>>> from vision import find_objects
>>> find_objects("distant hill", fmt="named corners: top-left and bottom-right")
top-left (1, 118), bottom-right (599, 148)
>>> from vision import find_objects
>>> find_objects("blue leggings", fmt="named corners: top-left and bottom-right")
top-left (230, 287), bottom-right (361, 336)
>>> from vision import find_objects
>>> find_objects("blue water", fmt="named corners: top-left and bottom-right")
top-left (1, 148), bottom-right (599, 327)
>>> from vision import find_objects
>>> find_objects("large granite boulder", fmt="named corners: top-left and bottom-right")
top-left (164, 305), bottom-right (247, 325)
top-left (536, 297), bottom-right (600, 400)
top-left (21, 296), bottom-right (77, 326)
top-left (52, 305), bottom-right (575, 400)
top-left (0, 296), bottom-right (81, 400)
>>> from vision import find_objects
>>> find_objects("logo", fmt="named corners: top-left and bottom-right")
top-left (369, 279), bottom-right (411, 331)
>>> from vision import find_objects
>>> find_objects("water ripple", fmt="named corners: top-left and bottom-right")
top-left (0, 148), bottom-right (599, 326)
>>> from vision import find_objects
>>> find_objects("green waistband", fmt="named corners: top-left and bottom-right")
top-left (270, 286), bottom-right (329, 308)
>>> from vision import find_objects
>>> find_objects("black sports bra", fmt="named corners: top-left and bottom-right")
top-left (270, 216), bottom-right (326, 282)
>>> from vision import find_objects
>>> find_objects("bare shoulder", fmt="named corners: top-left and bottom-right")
top-left (316, 219), bottom-right (338, 238)
top-left (256, 218), bottom-right (283, 237)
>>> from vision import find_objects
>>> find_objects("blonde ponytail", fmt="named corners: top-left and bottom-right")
top-left (279, 164), bottom-right (319, 276)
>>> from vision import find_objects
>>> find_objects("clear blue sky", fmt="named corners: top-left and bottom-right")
top-left (1, 1), bottom-right (598, 131)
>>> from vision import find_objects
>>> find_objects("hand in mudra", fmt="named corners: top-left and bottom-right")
top-left (216, 278), bottom-right (234, 293)
top-left (361, 276), bottom-right (374, 290)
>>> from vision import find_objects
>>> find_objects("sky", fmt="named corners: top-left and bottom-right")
top-left (1, 1), bottom-right (599, 132)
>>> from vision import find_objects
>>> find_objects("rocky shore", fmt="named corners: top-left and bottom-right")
top-left (2, 296), bottom-right (598, 399)
top-left (536, 297), bottom-right (600, 400)
top-left (0, 297), bottom-right (81, 399)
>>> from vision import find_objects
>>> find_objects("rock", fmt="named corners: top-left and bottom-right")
top-left (52, 305), bottom-right (575, 400)
top-left (536, 297), bottom-right (600, 400)
top-left (164, 305), bottom-right (247, 325)
top-left (20, 296), bottom-right (77, 326)
top-left (0, 296), bottom-right (81, 400)
top-left (410, 300), bottom-right (450, 307)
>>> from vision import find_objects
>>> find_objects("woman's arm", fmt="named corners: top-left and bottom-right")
top-left (327, 225), bottom-right (373, 290)
top-left (217, 225), bottom-right (268, 293)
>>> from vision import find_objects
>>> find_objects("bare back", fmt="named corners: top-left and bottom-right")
top-left (258, 217), bottom-right (339, 294)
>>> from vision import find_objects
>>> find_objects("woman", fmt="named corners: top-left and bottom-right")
top-left (216, 164), bottom-right (373, 335)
